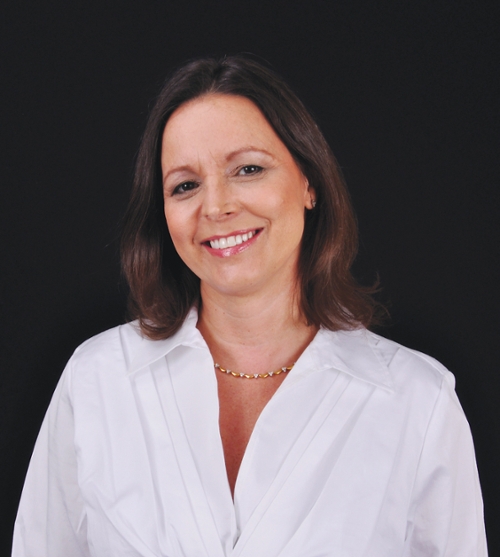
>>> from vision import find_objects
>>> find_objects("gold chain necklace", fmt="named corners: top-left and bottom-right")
top-left (214, 362), bottom-right (294, 379)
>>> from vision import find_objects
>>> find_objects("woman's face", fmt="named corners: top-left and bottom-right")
top-left (161, 94), bottom-right (314, 300)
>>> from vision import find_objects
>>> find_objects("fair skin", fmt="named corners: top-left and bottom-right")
top-left (161, 94), bottom-right (317, 495)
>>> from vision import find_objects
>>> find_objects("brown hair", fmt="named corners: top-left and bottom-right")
top-left (121, 55), bottom-right (382, 339)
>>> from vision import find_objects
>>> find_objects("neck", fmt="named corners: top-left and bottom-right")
top-left (197, 281), bottom-right (317, 375)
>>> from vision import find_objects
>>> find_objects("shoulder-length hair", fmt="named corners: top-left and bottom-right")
top-left (121, 55), bottom-right (382, 339)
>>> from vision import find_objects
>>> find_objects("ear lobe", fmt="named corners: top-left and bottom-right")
top-left (304, 181), bottom-right (317, 210)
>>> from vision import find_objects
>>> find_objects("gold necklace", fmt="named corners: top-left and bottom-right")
top-left (214, 362), bottom-right (294, 379)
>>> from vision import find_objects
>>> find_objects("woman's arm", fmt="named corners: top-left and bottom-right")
top-left (12, 362), bottom-right (90, 557)
top-left (404, 372), bottom-right (488, 556)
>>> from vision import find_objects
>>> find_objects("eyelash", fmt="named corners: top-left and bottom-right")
top-left (170, 165), bottom-right (263, 196)
top-left (237, 165), bottom-right (263, 176)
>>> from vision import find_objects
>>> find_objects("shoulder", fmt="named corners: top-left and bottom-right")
top-left (317, 328), bottom-right (468, 442)
top-left (65, 309), bottom-right (204, 385)
top-left (315, 327), bottom-right (455, 397)
top-left (67, 321), bottom-right (146, 377)
top-left (366, 330), bottom-right (452, 386)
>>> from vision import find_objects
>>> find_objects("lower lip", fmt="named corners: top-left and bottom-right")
top-left (203, 230), bottom-right (261, 258)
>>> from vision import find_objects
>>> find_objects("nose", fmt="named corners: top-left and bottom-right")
top-left (202, 176), bottom-right (237, 220)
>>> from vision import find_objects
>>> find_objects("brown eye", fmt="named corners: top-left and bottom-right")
top-left (238, 165), bottom-right (263, 176)
top-left (172, 181), bottom-right (199, 195)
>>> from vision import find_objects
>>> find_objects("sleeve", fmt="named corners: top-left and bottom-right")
top-left (404, 372), bottom-right (488, 557)
top-left (12, 361), bottom-right (91, 557)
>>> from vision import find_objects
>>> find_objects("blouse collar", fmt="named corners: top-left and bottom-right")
top-left (126, 308), bottom-right (394, 392)
top-left (126, 308), bottom-right (206, 376)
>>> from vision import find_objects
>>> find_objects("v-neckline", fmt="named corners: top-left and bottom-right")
top-left (216, 368), bottom-right (289, 499)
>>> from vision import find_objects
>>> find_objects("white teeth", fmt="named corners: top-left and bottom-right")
top-left (209, 230), bottom-right (256, 249)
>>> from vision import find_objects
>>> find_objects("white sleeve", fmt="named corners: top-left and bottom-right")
top-left (404, 372), bottom-right (488, 557)
top-left (12, 361), bottom-right (91, 557)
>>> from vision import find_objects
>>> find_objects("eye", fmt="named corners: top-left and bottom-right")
top-left (237, 165), bottom-right (263, 176)
top-left (172, 181), bottom-right (199, 195)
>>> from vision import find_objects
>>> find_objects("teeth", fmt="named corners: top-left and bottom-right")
top-left (209, 230), bottom-right (255, 249)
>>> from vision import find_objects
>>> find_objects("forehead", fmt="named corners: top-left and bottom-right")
top-left (161, 94), bottom-right (290, 163)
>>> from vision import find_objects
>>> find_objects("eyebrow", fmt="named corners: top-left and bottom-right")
top-left (226, 146), bottom-right (275, 161)
top-left (162, 146), bottom-right (275, 184)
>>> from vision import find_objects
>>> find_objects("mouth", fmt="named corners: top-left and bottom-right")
top-left (202, 229), bottom-right (262, 250)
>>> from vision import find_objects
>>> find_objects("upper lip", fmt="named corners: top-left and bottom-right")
top-left (200, 228), bottom-right (261, 244)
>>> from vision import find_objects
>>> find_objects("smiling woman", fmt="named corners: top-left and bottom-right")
top-left (12, 56), bottom-right (487, 557)
top-left (161, 95), bottom-right (312, 300)
top-left (121, 57), bottom-right (379, 342)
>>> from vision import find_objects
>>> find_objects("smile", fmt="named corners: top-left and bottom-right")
top-left (208, 230), bottom-right (259, 250)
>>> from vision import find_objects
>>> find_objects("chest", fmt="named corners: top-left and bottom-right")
top-left (74, 357), bottom-right (428, 557)
top-left (216, 372), bottom-right (287, 495)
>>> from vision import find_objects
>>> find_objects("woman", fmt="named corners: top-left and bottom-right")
top-left (13, 56), bottom-right (487, 556)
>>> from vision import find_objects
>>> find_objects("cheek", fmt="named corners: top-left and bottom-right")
top-left (281, 196), bottom-right (308, 246)
top-left (164, 205), bottom-right (190, 250)
top-left (280, 185), bottom-right (308, 224)
top-left (250, 177), bottom-right (305, 217)
top-left (164, 211), bottom-right (200, 274)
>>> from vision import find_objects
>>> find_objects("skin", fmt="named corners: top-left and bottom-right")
top-left (161, 94), bottom-right (318, 496)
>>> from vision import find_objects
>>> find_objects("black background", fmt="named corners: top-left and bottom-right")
top-left (1, 0), bottom-right (498, 554)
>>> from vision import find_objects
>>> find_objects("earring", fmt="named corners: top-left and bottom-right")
top-left (311, 199), bottom-right (317, 208)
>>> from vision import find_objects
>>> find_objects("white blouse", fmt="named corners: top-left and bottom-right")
top-left (13, 309), bottom-right (487, 556)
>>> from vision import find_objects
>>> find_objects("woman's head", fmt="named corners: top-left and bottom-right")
top-left (161, 93), bottom-right (314, 304)
top-left (122, 55), bottom-right (380, 338)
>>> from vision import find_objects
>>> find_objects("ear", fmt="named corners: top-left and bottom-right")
top-left (303, 178), bottom-right (317, 210)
